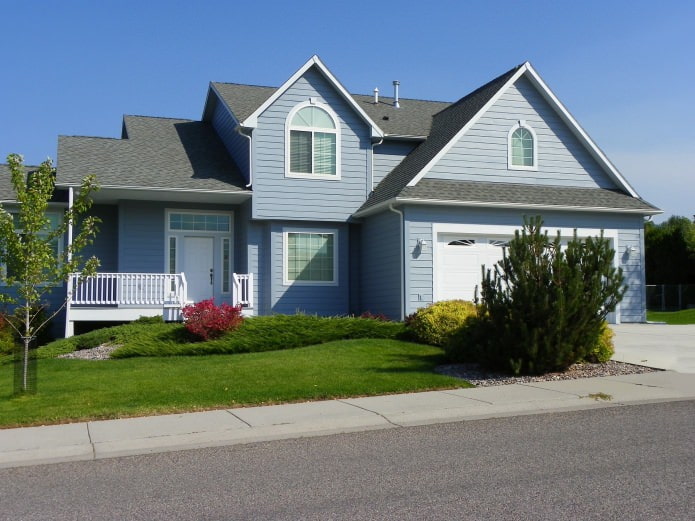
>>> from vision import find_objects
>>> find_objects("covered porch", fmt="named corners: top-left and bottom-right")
top-left (65, 272), bottom-right (253, 337)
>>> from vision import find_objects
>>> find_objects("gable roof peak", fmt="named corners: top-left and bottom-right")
top-left (238, 56), bottom-right (384, 139)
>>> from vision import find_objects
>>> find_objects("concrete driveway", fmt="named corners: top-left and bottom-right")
top-left (611, 324), bottom-right (695, 373)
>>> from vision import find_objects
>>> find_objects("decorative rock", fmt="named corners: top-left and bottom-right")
top-left (57, 344), bottom-right (121, 360)
top-left (435, 360), bottom-right (660, 387)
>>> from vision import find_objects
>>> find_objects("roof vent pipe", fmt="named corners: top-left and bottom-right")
top-left (373, 87), bottom-right (379, 104)
top-left (393, 80), bottom-right (400, 108)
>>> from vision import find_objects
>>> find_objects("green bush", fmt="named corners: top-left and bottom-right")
top-left (407, 300), bottom-right (477, 347)
top-left (112, 314), bottom-right (406, 358)
top-left (474, 216), bottom-right (625, 375)
top-left (0, 315), bottom-right (18, 356)
top-left (583, 322), bottom-right (615, 363)
top-left (35, 314), bottom-right (407, 359)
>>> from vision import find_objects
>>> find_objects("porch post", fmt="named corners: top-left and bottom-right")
top-left (67, 187), bottom-right (74, 263)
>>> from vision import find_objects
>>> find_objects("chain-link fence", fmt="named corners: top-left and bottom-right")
top-left (646, 284), bottom-right (695, 311)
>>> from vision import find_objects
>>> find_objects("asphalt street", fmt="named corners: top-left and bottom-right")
top-left (1, 401), bottom-right (693, 520)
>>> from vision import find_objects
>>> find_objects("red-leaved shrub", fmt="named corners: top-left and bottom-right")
top-left (181, 299), bottom-right (243, 340)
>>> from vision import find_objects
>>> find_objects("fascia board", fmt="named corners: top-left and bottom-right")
top-left (406, 64), bottom-right (528, 187)
top-left (522, 63), bottom-right (640, 198)
top-left (353, 196), bottom-right (662, 218)
top-left (240, 55), bottom-right (384, 138)
top-left (55, 183), bottom-right (253, 196)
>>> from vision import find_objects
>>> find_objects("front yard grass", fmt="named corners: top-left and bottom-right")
top-left (0, 338), bottom-right (471, 428)
top-left (647, 309), bottom-right (695, 324)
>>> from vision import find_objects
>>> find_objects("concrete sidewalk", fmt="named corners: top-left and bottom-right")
top-left (2, 370), bottom-right (694, 470)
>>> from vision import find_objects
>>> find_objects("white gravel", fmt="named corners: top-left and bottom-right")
top-left (436, 360), bottom-right (660, 386)
top-left (57, 344), bottom-right (121, 360)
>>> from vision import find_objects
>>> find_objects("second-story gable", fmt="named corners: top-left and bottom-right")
top-left (250, 65), bottom-right (376, 221)
top-left (426, 74), bottom-right (617, 189)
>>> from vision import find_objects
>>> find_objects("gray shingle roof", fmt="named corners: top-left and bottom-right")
top-left (211, 82), bottom-right (451, 138)
top-left (359, 65), bottom-right (522, 213)
top-left (57, 116), bottom-right (249, 192)
top-left (0, 163), bottom-right (40, 201)
top-left (396, 179), bottom-right (660, 213)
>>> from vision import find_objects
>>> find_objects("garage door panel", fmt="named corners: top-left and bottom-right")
top-left (436, 235), bottom-right (510, 302)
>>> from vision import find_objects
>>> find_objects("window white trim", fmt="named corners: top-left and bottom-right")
top-left (282, 227), bottom-right (339, 286)
top-left (285, 100), bottom-right (341, 180)
top-left (508, 121), bottom-right (538, 171)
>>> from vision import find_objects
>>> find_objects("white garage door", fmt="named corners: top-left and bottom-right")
top-left (436, 234), bottom-right (511, 302)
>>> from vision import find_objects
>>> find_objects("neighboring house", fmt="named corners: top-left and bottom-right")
top-left (1, 56), bottom-right (661, 337)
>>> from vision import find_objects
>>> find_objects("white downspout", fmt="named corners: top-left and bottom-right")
top-left (236, 126), bottom-right (253, 188)
top-left (388, 203), bottom-right (405, 320)
top-left (65, 187), bottom-right (74, 337)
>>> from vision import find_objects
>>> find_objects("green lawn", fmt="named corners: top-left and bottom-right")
top-left (0, 339), bottom-right (471, 428)
top-left (647, 309), bottom-right (695, 325)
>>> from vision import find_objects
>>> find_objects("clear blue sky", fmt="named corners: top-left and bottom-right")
top-left (1, 0), bottom-right (692, 222)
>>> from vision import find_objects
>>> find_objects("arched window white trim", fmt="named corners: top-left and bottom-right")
top-left (507, 121), bottom-right (538, 171)
top-left (285, 100), bottom-right (341, 179)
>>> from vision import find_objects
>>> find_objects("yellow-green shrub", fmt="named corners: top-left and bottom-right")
top-left (406, 300), bottom-right (477, 346)
top-left (583, 322), bottom-right (615, 363)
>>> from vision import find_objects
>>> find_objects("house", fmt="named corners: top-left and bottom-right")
top-left (1, 56), bottom-right (661, 337)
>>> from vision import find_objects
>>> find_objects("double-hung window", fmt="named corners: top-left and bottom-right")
top-left (284, 229), bottom-right (337, 285)
top-left (287, 103), bottom-right (340, 178)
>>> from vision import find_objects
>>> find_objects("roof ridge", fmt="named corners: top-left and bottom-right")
top-left (123, 114), bottom-right (195, 122)
top-left (58, 135), bottom-right (121, 141)
top-left (212, 81), bottom-right (277, 89)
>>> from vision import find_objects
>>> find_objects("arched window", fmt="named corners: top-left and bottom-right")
top-left (508, 122), bottom-right (537, 170)
top-left (287, 103), bottom-right (340, 178)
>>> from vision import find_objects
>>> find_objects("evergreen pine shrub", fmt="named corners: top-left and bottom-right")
top-left (407, 300), bottom-right (477, 346)
top-left (476, 216), bottom-right (625, 375)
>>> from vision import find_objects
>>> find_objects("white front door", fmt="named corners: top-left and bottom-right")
top-left (182, 236), bottom-right (214, 302)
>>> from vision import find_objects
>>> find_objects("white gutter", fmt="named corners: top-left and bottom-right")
top-left (354, 197), bottom-right (662, 219)
top-left (388, 204), bottom-right (405, 320)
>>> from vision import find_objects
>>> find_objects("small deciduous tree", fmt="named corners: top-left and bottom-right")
top-left (474, 216), bottom-right (625, 375)
top-left (0, 153), bottom-right (100, 393)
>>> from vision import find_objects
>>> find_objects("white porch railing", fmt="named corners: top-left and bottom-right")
top-left (68, 272), bottom-right (188, 307)
top-left (65, 272), bottom-right (254, 337)
top-left (233, 272), bottom-right (254, 309)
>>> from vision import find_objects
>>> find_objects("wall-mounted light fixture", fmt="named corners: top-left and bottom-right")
top-left (416, 238), bottom-right (428, 251)
top-left (626, 245), bottom-right (637, 256)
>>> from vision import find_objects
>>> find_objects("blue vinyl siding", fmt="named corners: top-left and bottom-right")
top-left (81, 204), bottom-right (118, 272)
top-left (268, 221), bottom-right (350, 315)
top-left (360, 211), bottom-right (403, 319)
top-left (427, 76), bottom-right (616, 189)
top-left (252, 67), bottom-right (371, 221)
top-left (404, 205), bottom-right (646, 323)
top-left (372, 140), bottom-right (417, 188)
top-left (211, 98), bottom-right (251, 185)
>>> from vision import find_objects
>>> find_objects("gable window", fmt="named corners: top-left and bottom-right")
top-left (284, 229), bottom-right (337, 285)
top-left (286, 102), bottom-right (340, 178)
top-left (508, 121), bottom-right (538, 170)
